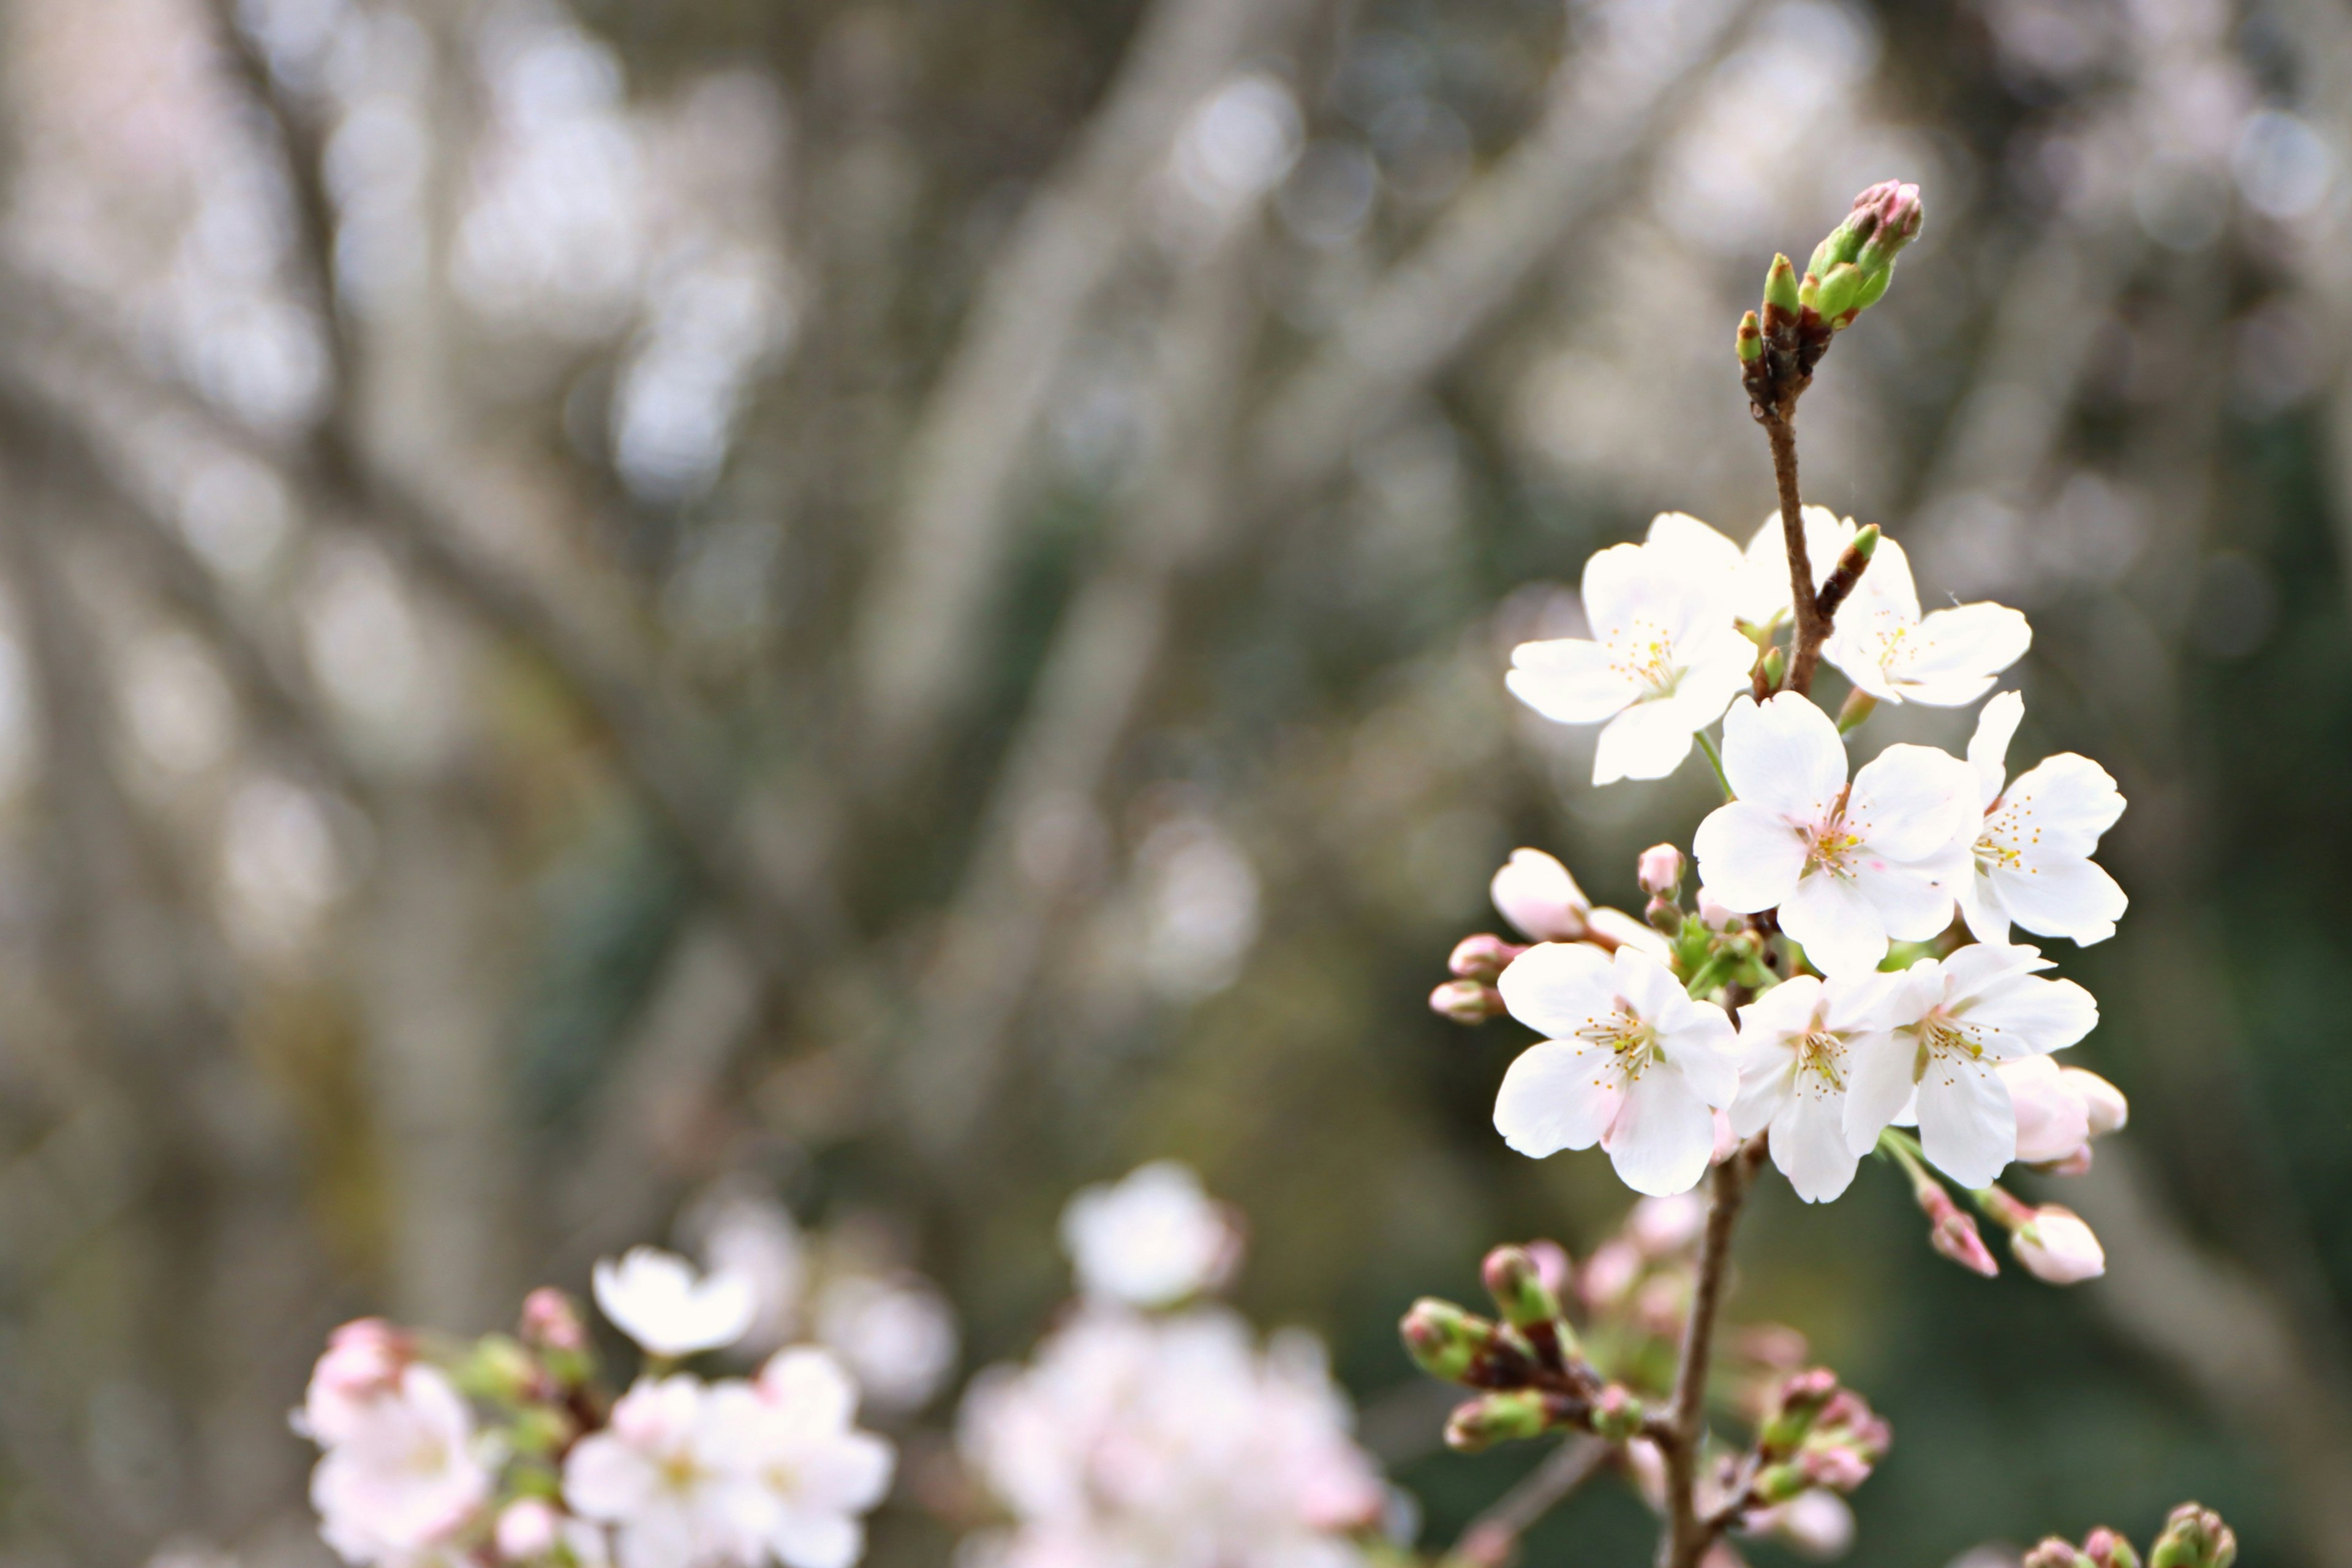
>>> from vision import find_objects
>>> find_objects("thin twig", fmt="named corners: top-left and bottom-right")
top-left (1763, 413), bottom-right (1826, 696)
top-left (1656, 1137), bottom-right (1766, 1568)
top-left (1452, 1435), bottom-right (1610, 1567)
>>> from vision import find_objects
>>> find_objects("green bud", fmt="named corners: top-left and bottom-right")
top-left (1849, 523), bottom-right (1880, 560)
top-left (1752, 1461), bottom-right (1808, 1506)
top-left (2084, 1528), bottom-right (2141, 1568)
top-left (1589, 1384), bottom-right (1644, 1442)
top-left (2023, 1542), bottom-right (2094, 1568)
top-left (507, 1404), bottom-right (577, 1457)
top-left (2150, 1504), bottom-right (2236, 1568)
top-left (1480, 1246), bottom-right (1562, 1335)
top-left (1812, 262), bottom-right (1868, 324)
top-left (1445, 1390), bottom-right (1552, 1452)
top-left (1401, 1298), bottom-right (1492, 1382)
top-left (1736, 310), bottom-right (1763, 363)
top-left (1758, 1367), bottom-right (1840, 1458)
top-left (1763, 254), bottom-right (1801, 315)
top-left (1760, 646), bottom-right (1785, 691)
top-left (1852, 181), bottom-right (1924, 273)
top-left (453, 1333), bottom-right (540, 1403)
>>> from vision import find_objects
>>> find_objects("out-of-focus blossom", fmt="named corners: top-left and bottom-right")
top-left (1060, 1161), bottom-right (1244, 1309)
top-left (959, 1307), bottom-right (1382, 1568)
top-left (746, 1351), bottom-right (897, 1568)
top-left (300, 1319), bottom-right (415, 1447)
top-left (309, 1366), bottom-right (491, 1564)
top-left (813, 1274), bottom-right (960, 1414)
top-left (696, 1196), bottom-right (810, 1352)
top-left (1492, 943), bottom-right (1738, 1196)
top-left (593, 1248), bottom-right (758, 1358)
top-left (1956, 693), bottom-right (2129, 947)
top-left (1506, 529), bottom-right (1757, 785)
top-left (1847, 946), bottom-right (2099, 1189)
top-left (564, 1376), bottom-right (760, 1568)
top-left (1822, 537), bottom-right (2031, 707)
top-left (1751, 1489), bottom-right (1856, 1559)
top-left (1693, 694), bottom-right (1975, 979)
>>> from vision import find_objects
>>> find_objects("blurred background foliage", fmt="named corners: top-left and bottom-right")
top-left (0, 0), bottom-right (2347, 1561)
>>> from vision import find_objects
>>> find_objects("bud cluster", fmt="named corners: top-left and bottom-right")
top-left (1746, 1373), bottom-right (1890, 1505)
top-left (1740, 181), bottom-right (1922, 418)
top-left (2022, 1504), bottom-right (2237, 1568)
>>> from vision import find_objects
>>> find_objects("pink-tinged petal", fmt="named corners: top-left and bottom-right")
top-left (1956, 870), bottom-right (2012, 946)
top-left (1999, 1055), bottom-right (2091, 1164)
top-left (1721, 693), bottom-right (1848, 820)
top-left (1771, 1084), bottom-right (1861, 1203)
top-left (1692, 801), bottom-right (1807, 912)
top-left (1588, 905), bottom-right (1675, 959)
top-left (564, 1435), bottom-right (655, 1521)
top-left (1593, 699), bottom-right (1702, 785)
top-left (1848, 743), bottom-right (1976, 864)
top-left (1494, 1040), bottom-right (1623, 1158)
top-left (1496, 941), bottom-right (1618, 1039)
top-left (1915, 1054), bottom-right (2016, 1189)
top-left (1842, 1034), bottom-right (1917, 1155)
top-left (1507, 641), bottom-right (1639, 725)
top-left (2000, 753), bottom-right (2127, 854)
top-left (1938, 941), bottom-right (2051, 995)
top-left (1994, 856), bottom-right (2128, 946)
top-left (1966, 972), bottom-right (2098, 1053)
top-left (1967, 690), bottom-right (2023, 808)
top-left (1602, 1071), bottom-right (1719, 1196)
top-left (1491, 848), bottom-right (1589, 941)
top-left (1889, 602), bottom-right (2032, 705)
top-left (794, 1432), bottom-right (895, 1512)
top-left (1779, 871), bottom-right (1889, 980)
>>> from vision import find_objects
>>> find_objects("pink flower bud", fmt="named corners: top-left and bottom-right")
top-left (1801, 1445), bottom-right (1872, 1492)
top-left (1762, 1490), bottom-right (1856, 1559)
top-left (2063, 1067), bottom-right (2128, 1137)
top-left (1430, 979), bottom-right (1504, 1025)
top-left (520, 1287), bottom-right (589, 1352)
top-left (1577, 1238), bottom-right (1641, 1310)
top-left (1694, 888), bottom-right (1743, 933)
top-left (1523, 1239), bottom-right (1573, 1300)
top-left (1930, 1208), bottom-right (2000, 1278)
top-left (495, 1499), bottom-right (562, 1560)
top-left (1637, 843), bottom-right (1684, 898)
top-left (1628, 1193), bottom-right (1707, 1257)
top-left (1489, 848), bottom-right (1589, 941)
top-left (300, 1319), bottom-right (415, 1446)
top-left (1448, 933), bottom-right (1526, 984)
top-left (2002, 1056), bottom-right (2092, 1166)
top-left (2012, 1205), bottom-right (2105, 1284)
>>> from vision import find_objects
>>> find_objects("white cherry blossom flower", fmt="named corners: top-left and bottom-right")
top-left (1999, 1054), bottom-right (2128, 1166)
top-left (1691, 694), bottom-right (1977, 979)
top-left (593, 1247), bottom-right (757, 1358)
top-left (1729, 974), bottom-right (1896, 1203)
top-left (1844, 944), bottom-right (2099, 1188)
top-left (564, 1376), bottom-right (769, 1568)
top-left (744, 1350), bottom-right (897, 1568)
top-left (1060, 1161), bottom-right (1243, 1309)
top-left (1822, 535), bottom-right (2030, 706)
top-left (813, 1272), bottom-right (960, 1413)
top-left (1506, 531), bottom-right (1757, 784)
top-left (1956, 692), bottom-right (2128, 946)
top-left (309, 1365), bottom-right (491, 1565)
top-left (1492, 943), bottom-right (1739, 1196)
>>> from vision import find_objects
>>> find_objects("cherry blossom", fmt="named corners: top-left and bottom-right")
top-left (593, 1247), bottom-right (758, 1359)
top-left (1844, 944), bottom-right (2100, 1188)
top-left (1820, 535), bottom-right (2030, 706)
top-left (2008, 1205), bottom-right (2105, 1284)
top-left (1999, 1054), bottom-right (2128, 1167)
top-left (1506, 529), bottom-right (1757, 785)
top-left (1691, 694), bottom-right (1977, 978)
top-left (309, 1365), bottom-right (492, 1566)
top-left (1491, 942), bottom-right (1739, 1196)
top-left (1956, 692), bottom-right (2129, 946)
top-left (744, 1350), bottom-right (897, 1568)
top-left (1729, 974), bottom-right (1896, 1203)
top-left (1643, 507), bottom-right (1861, 631)
top-left (1059, 1161), bottom-right (1243, 1309)
top-left (1487, 848), bottom-right (1670, 959)
top-left (812, 1273), bottom-right (960, 1413)
top-left (300, 1319), bottom-right (415, 1447)
top-left (564, 1376), bottom-right (768, 1568)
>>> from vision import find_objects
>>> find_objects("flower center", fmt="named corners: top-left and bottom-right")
top-left (1606, 617), bottom-right (1680, 698)
top-left (657, 1449), bottom-right (709, 1496)
top-left (1793, 1028), bottom-right (1847, 1093)
top-left (1575, 1005), bottom-right (1657, 1079)
top-left (1974, 798), bottom-right (2035, 873)
top-left (1909, 1009), bottom-right (1985, 1079)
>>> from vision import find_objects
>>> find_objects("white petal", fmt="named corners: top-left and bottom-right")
top-left (1730, 1054), bottom-right (1795, 1140)
top-left (1496, 941), bottom-right (1618, 1039)
top-left (1593, 700), bottom-right (1702, 785)
top-left (1915, 1054), bottom-right (2016, 1189)
top-left (1491, 848), bottom-right (1589, 941)
top-left (1842, 1033), bottom-right (1917, 1155)
top-left (1939, 941), bottom-right (2052, 993)
top-left (1994, 856), bottom-right (2128, 946)
top-left (1588, 905), bottom-right (1675, 960)
top-left (1692, 801), bottom-right (1807, 912)
top-left (1851, 533), bottom-right (1922, 620)
top-left (1736, 973), bottom-right (1825, 1045)
top-left (1965, 971), bottom-right (2098, 1053)
top-left (564, 1435), bottom-right (654, 1520)
top-left (2000, 1055), bottom-right (2090, 1164)
top-left (1779, 871), bottom-right (1889, 980)
top-left (1888, 603), bottom-right (2032, 706)
top-left (1507, 641), bottom-right (1639, 725)
top-left (1967, 690), bottom-right (2023, 808)
top-left (769, 1512), bottom-right (863, 1568)
top-left (1847, 744), bottom-right (1976, 864)
top-left (1579, 543), bottom-right (1654, 632)
top-left (1773, 1082), bottom-right (1862, 1203)
top-left (1857, 862), bottom-right (1958, 944)
top-left (1721, 693), bottom-right (1847, 821)
top-left (2000, 753), bottom-right (2127, 854)
top-left (1643, 511), bottom-right (1745, 590)
top-left (1956, 869), bottom-right (2012, 946)
top-left (1494, 1040), bottom-right (1623, 1157)
top-left (1602, 1070), bottom-right (1719, 1196)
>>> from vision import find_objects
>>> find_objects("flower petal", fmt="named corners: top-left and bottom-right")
top-left (1842, 1032), bottom-right (1917, 1155)
top-left (1494, 1039), bottom-right (1623, 1157)
top-left (1857, 862), bottom-right (1958, 943)
top-left (1915, 1051), bottom-right (2016, 1189)
top-left (1994, 856), bottom-right (2128, 946)
top-left (1965, 971), bottom-right (2098, 1053)
top-left (1773, 1080), bottom-right (1862, 1203)
top-left (1496, 941), bottom-right (1618, 1039)
top-left (1847, 743), bottom-right (1975, 864)
top-left (1888, 602), bottom-right (2032, 706)
top-left (1507, 640), bottom-right (1639, 725)
top-left (1692, 801), bottom-right (1807, 912)
top-left (1779, 870), bottom-right (1889, 980)
top-left (1602, 1070), bottom-right (1719, 1195)
top-left (1593, 699), bottom-right (1702, 785)
top-left (1967, 690), bottom-right (2023, 808)
top-left (1721, 693), bottom-right (1847, 820)
top-left (1999, 753), bottom-right (2127, 855)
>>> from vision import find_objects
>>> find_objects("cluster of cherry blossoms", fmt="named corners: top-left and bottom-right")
top-left (954, 1161), bottom-right (1392, 1568)
top-left (298, 1242), bottom-right (901, 1568)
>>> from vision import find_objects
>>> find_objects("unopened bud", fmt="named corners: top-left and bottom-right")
top-left (1445, 1390), bottom-right (1553, 1452)
top-left (1752, 1461), bottom-right (1807, 1506)
top-left (1763, 254), bottom-right (1801, 315)
top-left (520, 1287), bottom-right (589, 1354)
top-left (2084, 1526), bottom-right (2141, 1568)
top-left (2011, 1205), bottom-right (2105, 1286)
top-left (1811, 262), bottom-right (1867, 325)
top-left (2064, 1067), bottom-right (2129, 1137)
top-left (1762, 1491), bottom-right (1856, 1559)
top-left (1524, 1239), bottom-right (1572, 1300)
top-left (1449, 933), bottom-right (1526, 984)
top-left (1694, 889), bottom-right (1743, 934)
top-left (2151, 1504), bottom-right (2236, 1568)
top-left (1646, 895), bottom-right (1683, 937)
top-left (1736, 310), bottom-right (1763, 363)
top-left (1851, 181), bottom-right (1924, 274)
top-left (456, 1333), bottom-right (541, 1403)
top-left (1637, 844), bottom-right (1685, 899)
top-left (1431, 979), bottom-right (1505, 1025)
top-left (1482, 1246), bottom-right (1567, 1336)
top-left (1910, 1170), bottom-right (2000, 1277)
top-left (1491, 848), bottom-right (1590, 941)
top-left (496, 1499), bottom-right (562, 1560)
top-left (2024, 1540), bottom-right (2092, 1568)
top-left (1629, 1193), bottom-right (1706, 1257)
top-left (1758, 1368), bottom-right (1840, 1458)
top-left (1590, 1383), bottom-right (1645, 1442)
top-left (1401, 1298), bottom-right (1502, 1384)
top-left (1759, 646), bottom-right (1785, 691)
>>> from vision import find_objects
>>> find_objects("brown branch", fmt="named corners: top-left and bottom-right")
top-left (1763, 413), bottom-right (1827, 696)
top-left (1453, 1435), bottom-right (1610, 1567)
top-left (1656, 1137), bottom-right (1766, 1568)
